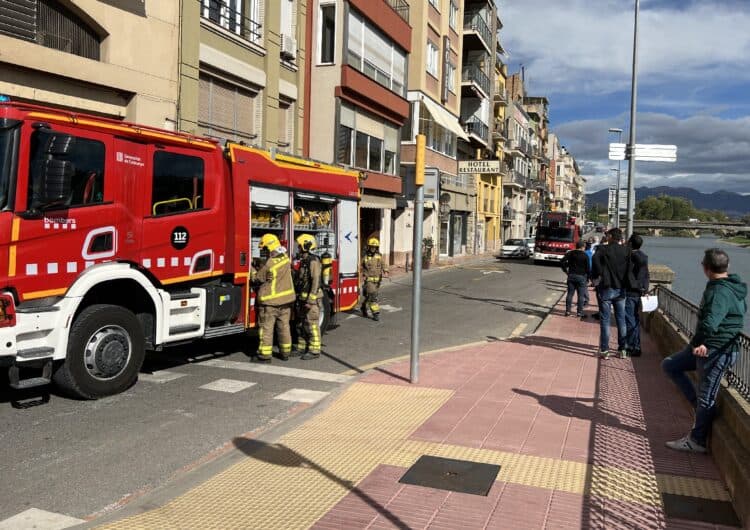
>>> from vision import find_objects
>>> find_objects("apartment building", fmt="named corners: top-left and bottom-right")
top-left (0, 0), bottom-right (179, 127)
top-left (179, 0), bottom-right (305, 156)
top-left (398, 0), bottom-right (467, 267)
top-left (305, 0), bottom-right (411, 261)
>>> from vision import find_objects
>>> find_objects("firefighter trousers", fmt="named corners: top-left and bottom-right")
top-left (363, 281), bottom-right (381, 313)
top-left (258, 304), bottom-right (293, 358)
top-left (295, 302), bottom-right (321, 354)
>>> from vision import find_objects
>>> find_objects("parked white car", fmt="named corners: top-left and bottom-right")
top-left (498, 238), bottom-right (531, 259)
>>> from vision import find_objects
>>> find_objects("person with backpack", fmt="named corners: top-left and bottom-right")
top-left (591, 228), bottom-right (629, 359)
top-left (625, 234), bottom-right (649, 357)
top-left (293, 234), bottom-right (323, 360)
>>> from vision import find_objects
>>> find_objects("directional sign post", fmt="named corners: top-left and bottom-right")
top-left (608, 143), bottom-right (677, 162)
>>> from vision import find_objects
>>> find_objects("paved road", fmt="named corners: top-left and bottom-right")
top-left (0, 257), bottom-right (565, 524)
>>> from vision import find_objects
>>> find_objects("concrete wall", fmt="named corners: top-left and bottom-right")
top-left (0, 0), bottom-right (179, 127)
top-left (644, 310), bottom-right (750, 528)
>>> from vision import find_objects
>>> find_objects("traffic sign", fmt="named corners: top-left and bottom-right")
top-left (608, 143), bottom-right (626, 161)
top-left (608, 143), bottom-right (677, 162)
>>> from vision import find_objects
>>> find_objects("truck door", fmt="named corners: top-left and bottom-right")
top-left (336, 199), bottom-right (359, 311)
top-left (140, 145), bottom-right (225, 286)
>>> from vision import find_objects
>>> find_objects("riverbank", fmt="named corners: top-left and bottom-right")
top-left (722, 235), bottom-right (750, 247)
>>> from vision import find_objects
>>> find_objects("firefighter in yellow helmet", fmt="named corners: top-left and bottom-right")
top-left (252, 233), bottom-right (295, 361)
top-left (360, 237), bottom-right (388, 321)
top-left (293, 234), bottom-right (323, 360)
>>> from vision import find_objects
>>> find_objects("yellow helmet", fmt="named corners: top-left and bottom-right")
top-left (296, 233), bottom-right (317, 251)
top-left (259, 233), bottom-right (281, 252)
top-left (368, 237), bottom-right (380, 247)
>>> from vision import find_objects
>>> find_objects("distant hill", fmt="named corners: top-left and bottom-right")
top-left (586, 187), bottom-right (750, 216)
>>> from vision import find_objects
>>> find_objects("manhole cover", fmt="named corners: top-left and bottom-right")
top-left (398, 455), bottom-right (500, 496)
top-left (662, 493), bottom-right (741, 527)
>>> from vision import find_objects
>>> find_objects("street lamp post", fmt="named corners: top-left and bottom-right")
top-left (608, 128), bottom-right (623, 228)
top-left (625, 0), bottom-right (640, 238)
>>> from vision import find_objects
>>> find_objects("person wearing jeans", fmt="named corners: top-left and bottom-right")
top-left (561, 240), bottom-right (590, 317)
top-left (625, 234), bottom-right (650, 357)
top-left (662, 248), bottom-right (746, 453)
top-left (591, 228), bottom-right (630, 359)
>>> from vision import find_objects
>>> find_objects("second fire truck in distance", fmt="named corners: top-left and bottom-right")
top-left (533, 211), bottom-right (581, 264)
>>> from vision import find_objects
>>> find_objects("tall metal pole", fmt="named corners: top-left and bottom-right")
top-left (626, 0), bottom-right (640, 238)
top-left (410, 135), bottom-right (426, 384)
top-left (615, 130), bottom-right (622, 228)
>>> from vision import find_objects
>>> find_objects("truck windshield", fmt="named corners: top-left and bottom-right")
top-left (0, 126), bottom-right (16, 211)
top-left (537, 227), bottom-right (573, 242)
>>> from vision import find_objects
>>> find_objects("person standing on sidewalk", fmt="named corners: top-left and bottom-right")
top-left (561, 240), bottom-right (590, 318)
top-left (360, 238), bottom-right (388, 321)
top-left (253, 234), bottom-right (296, 362)
top-left (591, 228), bottom-right (629, 359)
top-left (625, 234), bottom-right (649, 357)
top-left (293, 234), bottom-right (323, 360)
top-left (662, 249), bottom-right (747, 453)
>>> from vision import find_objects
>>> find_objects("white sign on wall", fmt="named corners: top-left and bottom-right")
top-left (458, 160), bottom-right (500, 174)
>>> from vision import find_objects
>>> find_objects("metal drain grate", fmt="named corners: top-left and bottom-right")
top-left (662, 493), bottom-right (741, 527)
top-left (399, 455), bottom-right (500, 496)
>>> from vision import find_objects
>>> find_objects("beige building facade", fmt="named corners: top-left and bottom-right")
top-left (0, 0), bottom-right (180, 128)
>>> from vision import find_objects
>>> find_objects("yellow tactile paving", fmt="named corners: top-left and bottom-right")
top-left (98, 382), bottom-right (730, 529)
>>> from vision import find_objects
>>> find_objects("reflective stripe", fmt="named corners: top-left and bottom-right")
top-left (259, 255), bottom-right (294, 302)
top-left (366, 277), bottom-right (381, 282)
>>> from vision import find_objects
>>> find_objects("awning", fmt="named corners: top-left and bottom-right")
top-left (420, 95), bottom-right (470, 141)
top-left (361, 193), bottom-right (397, 210)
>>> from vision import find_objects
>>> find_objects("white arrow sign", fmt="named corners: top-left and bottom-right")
top-left (608, 142), bottom-right (626, 161)
top-left (608, 143), bottom-right (677, 162)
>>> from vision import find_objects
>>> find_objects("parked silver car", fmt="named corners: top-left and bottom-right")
top-left (498, 238), bottom-right (531, 259)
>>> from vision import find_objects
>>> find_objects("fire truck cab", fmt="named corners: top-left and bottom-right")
top-left (533, 211), bottom-right (581, 264)
top-left (0, 99), bottom-right (360, 398)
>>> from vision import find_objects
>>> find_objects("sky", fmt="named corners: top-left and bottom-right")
top-left (498, 0), bottom-right (750, 194)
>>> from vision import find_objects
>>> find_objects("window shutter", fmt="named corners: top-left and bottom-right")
top-left (287, 103), bottom-right (295, 151)
top-left (291, 0), bottom-right (297, 39)
top-left (235, 89), bottom-right (255, 141)
top-left (0, 0), bottom-right (36, 41)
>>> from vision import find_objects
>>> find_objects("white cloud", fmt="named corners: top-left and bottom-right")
top-left (500, 0), bottom-right (750, 95)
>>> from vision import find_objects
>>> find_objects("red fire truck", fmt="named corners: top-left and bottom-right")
top-left (0, 98), bottom-right (361, 398)
top-left (533, 211), bottom-right (581, 264)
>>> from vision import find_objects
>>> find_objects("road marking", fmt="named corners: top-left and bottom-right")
top-left (274, 388), bottom-right (330, 404)
top-left (527, 315), bottom-right (536, 320)
top-left (510, 323), bottom-right (528, 337)
top-left (481, 270), bottom-right (506, 275)
top-left (199, 379), bottom-right (257, 393)
top-left (138, 370), bottom-right (188, 384)
top-left (198, 359), bottom-right (354, 384)
top-left (0, 508), bottom-right (84, 530)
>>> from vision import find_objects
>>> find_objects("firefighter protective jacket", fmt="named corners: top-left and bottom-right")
top-left (255, 252), bottom-right (296, 306)
top-left (361, 252), bottom-right (388, 283)
top-left (295, 254), bottom-right (322, 302)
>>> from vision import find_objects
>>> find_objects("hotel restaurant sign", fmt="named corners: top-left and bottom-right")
top-left (457, 160), bottom-right (501, 174)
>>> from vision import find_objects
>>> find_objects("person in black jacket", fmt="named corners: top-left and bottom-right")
top-left (591, 228), bottom-right (630, 359)
top-left (625, 234), bottom-right (649, 357)
top-left (561, 240), bottom-right (590, 317)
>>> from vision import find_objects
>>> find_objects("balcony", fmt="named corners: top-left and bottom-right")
top-left (461, 64), bottom-right (490, 98)
top-left (494, 83), bottom-right (507, 104)
top-left (385, 0), bottom-right (409, 24)
top-left (462, 116), bottom-right (489, 145)
top-left (463, 12), bottom-right (492, 53)
top-left (502, 170), bottom-right (527, 188)
top-left (492, 120), bottom-right (507, 140)
top-left (199, 0), bottom-right (262, 45)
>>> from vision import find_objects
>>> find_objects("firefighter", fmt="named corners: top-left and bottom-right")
top-left (252, 234), bottom-right (296, 361)
top-left (293, 233), bottom-right (323, 360)
top-left (360, 237), bottom-right (388, 321)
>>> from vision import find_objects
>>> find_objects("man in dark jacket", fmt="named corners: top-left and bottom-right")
top-left (662, 248), bottom-right (747, 453)
top-left (561, 240), bottom-right (590, 317)
top-left (591, 228), bottom-right (629, 359)
top-left (625, 234), bottom-right (649, 356)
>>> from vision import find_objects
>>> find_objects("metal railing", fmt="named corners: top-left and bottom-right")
top-left (199, 0), bottom-right (262, 44)
top-left (493, 121), bottom-right (507, 139)
top-left (385, 0), bottom-right (409, 24)
top-left (656, 285), bottom-right (750, 402)
top-left (494, 84), bottom-right (507, 102)
top-left (463, 117), bottom-right (489, 142)
top-left (462, 64), bottom-right (491, 96)
top-left (464, 12), bottom-right (492, 51)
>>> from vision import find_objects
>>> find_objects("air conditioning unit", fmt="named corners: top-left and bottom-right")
top-left (281, 34), bottom-right (297, 60)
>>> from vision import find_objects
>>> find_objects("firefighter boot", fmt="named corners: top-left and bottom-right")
top-left (373, 312), bottom-right (380, 321)
top-left (301, 352), bottom-right (320, 360)
top-left (360, 302), bottom-right (368, 318)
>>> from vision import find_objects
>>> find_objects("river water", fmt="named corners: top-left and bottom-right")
top-left (643, 236), bottom-right (750, 331)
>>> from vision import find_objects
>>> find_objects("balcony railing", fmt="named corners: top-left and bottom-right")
top-left (462, 117), bottom-right (489, 143)
top-left (494, 84), bottom-right (507, 103)
top-left (464, 12), bottom-right (492, 51)
top-left (502, 170), bottom-right (527, 187)
top-left (199, 0), bottom-right (262, 44)
top-left (385, 0), bottom-right (409, 24)
top-left (492, 121), bottom-right (507, 139)
top-left (462, 64), bottom-right (491, 97)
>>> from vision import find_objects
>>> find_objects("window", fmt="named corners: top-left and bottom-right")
top-left (418, 103), bottom-right (456, 158)
top-left (337, 125), bottom-right (353, 166)
top-left (319, 3), bottom-right (335, 63)
top-left (446, 63), bottom-right (456, 93)
top-left (427, 40), bottom-right (439, 78)
top-left (27, 131), bottom-right (105, 211)
top-left (428, 0), bottom-right (439, 9)
top-left (368, 137), bottom-right (383, 172)
top-left (152, 151), bottom-right (205, 216)
top-left (201, 0), bottom-right (262, 44)
top-left (449, 1), bottom-right (458, 31)
top-left (278, 99), bottom-right (294, 150)
top-left (355, 131), bottom-right (368, 168)
top-left (346, 10), bottom-right (407, 96)
top-left (337, 104), bottom-right (398, 175)
top-left (198, 72), bottom-right (259, 143)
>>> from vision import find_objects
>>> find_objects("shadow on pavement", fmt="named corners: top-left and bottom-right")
top-left (510, 335), bottom-right (595, 357)
top-left (232, 437), bottom-right (410, 530)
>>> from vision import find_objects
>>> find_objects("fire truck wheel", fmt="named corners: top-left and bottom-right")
top-left (54, 304), bottom-right (146, 399)
top-left (319, 295), bottom-right (331, 334)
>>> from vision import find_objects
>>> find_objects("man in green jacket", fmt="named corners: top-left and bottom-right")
top-left (662, 248), bottom-right (747, 453)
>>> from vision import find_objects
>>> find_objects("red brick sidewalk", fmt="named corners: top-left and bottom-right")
top-left (313, 300), bottom-right (737, 530)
